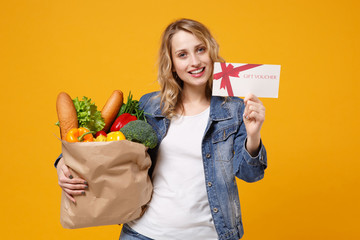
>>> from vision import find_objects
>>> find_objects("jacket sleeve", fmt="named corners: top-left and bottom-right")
top-left (54, 153), bottom-right (62, 168)
top-left (233, 102), bottom-right (267, 183)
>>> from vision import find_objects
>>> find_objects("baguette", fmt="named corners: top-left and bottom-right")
top-left (101, 90), bottom-right (123, 132)
top-left (56, 92), bottom-right (78, 140)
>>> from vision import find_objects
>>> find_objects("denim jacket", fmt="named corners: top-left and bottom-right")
top-left (139, 92), bottom-right (267, 240)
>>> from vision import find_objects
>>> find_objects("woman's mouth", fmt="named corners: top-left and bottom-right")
top-left (189, 67), bottom-right (205, 77)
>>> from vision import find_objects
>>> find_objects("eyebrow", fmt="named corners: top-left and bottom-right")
top-left (174, 43), bottom-right (204, 54)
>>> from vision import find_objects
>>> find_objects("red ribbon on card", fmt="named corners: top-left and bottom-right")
top-left (213, 63), bottom-right (263, 96)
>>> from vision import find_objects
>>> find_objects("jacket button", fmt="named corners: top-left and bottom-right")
top-left (213, 208), bottom-right (218, 213)
top-left (206, 153), bottom-right (211, 158)
top-left (207, 182), bottom-right (212, 187)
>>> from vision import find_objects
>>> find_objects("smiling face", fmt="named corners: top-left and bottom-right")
top-left (171, 30), bottom-right (212, 90)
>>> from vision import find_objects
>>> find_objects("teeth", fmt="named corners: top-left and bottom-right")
top-left (190, 68), bottom-right (204, 74)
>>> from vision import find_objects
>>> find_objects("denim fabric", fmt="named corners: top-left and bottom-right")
top-left (120, 224), bottom-right (154, 240)
top-left (139, 92), bottom-right (267, 240)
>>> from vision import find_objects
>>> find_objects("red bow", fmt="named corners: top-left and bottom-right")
top-left (213, 63), bottom-right (262, 96)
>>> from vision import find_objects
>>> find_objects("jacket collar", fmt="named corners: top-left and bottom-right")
top-left (153, 107), bottom-right (163, 117)
top-left (151, 95), bottom-right (165, 117)
top-left (209, 96), bottom-right (234, 121)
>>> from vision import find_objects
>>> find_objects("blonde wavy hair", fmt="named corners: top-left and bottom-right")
top-left (157, 18), bottom-right (224, 118)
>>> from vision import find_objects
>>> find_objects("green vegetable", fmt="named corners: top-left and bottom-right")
top-left (120, 120), bottom-right (158, 149)
top-left (72, 96), bottom-right (105, 132)
top-left (117, 92), bottom-right (146, 121)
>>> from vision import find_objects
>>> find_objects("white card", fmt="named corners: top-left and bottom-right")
top-left (212, 62), bottom-right (281, 98)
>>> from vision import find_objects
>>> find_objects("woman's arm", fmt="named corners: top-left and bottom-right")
top-left (233, 94), bottom-right (267, 182)
top-left (243, 94), bottom-right (266, 156)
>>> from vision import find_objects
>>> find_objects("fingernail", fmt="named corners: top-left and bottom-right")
top-left (69, 175), bottom-right (73, 179)
top-left (84, 185), bottom-right (88, 189)
top-left (84, 181), bottom-right (88, 185)
top-left (82, 191), bottom-right (85, 195)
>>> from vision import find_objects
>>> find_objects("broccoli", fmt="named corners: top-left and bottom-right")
top-left (120, 120), bottom-right (158, 149)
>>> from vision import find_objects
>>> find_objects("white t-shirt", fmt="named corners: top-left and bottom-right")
top-left (128, 107), bottom-right (218, 240)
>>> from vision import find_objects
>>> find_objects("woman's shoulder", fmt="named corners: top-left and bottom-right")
top-left (140, 91), bottom-right (159, 101)
top-left (139, 91), bottom-right (160, 105)
top-left (139, 91), bottom-right (161, 113)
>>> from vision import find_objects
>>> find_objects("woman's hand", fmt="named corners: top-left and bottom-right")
top-left (56, 158), bottom-right (88, 203)
top-left (243, 94), bottom-right (265, 156)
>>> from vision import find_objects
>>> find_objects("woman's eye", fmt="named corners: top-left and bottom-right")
top-left (198, 47), bottom-right (206, 53)
top-left (178, 53), bottom-right (186, 58)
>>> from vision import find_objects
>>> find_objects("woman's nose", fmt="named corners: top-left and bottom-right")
top-left (190, 54), bottom-right (201, 67)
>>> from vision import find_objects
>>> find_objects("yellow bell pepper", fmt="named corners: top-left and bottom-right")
top-left (107, 131), bottom-right (126, 141)
top-left (95, 135), bottom-right (107, 142)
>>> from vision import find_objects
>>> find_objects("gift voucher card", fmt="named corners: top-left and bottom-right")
top-left (212, 62), bottom-right (281, 98)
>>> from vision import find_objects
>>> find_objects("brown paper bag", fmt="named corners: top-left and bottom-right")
top-left (60, 140), bottom-right (153, 229)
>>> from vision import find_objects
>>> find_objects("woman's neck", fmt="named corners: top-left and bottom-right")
top-left (177, 85), bottom-right (210, 116)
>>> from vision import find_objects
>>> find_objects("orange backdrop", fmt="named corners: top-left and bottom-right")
top-left (0, 0), bottom-right (359, 239)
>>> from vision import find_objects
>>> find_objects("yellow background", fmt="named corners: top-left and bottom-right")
top-left (1, 0), bottom-right (359, 239)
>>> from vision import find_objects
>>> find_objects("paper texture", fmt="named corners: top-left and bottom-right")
top-left (60, 140), bottom-right (153, 229)
top-left (212, 62), bottom-right (281, 98)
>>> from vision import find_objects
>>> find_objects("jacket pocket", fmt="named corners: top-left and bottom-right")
top-left (212, 124), bottom-right (238, 144)
top-left (212, 124), bottom-right (238, 162)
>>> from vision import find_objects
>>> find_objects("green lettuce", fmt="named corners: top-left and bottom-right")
top-left (72, 96), bottom-right (105, 132)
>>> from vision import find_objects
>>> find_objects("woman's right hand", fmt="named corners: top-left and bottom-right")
top-left (56, 157), bottom-right (88, 203)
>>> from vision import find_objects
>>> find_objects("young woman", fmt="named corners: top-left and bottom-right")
top-left (56, 18), bottom-right (267, 240)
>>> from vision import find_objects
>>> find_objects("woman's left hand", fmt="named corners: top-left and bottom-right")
top-left (243, 94), bottom-right (265, 155)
